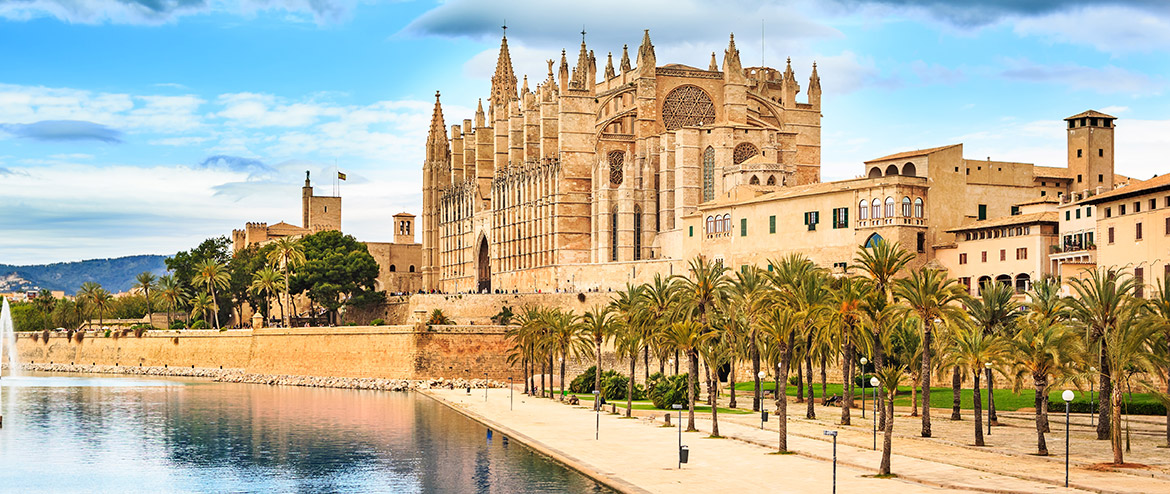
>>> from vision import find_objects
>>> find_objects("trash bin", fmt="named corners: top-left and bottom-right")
top-left (761, 410), bottom-right (769, 422)
top-left (679, 445), bottom-right (689, 464)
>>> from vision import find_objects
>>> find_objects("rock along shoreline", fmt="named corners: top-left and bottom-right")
top-left (11, 363), bottom-right (508, 392)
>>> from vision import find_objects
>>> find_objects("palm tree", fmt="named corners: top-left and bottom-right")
top-left (1004, 316), bottom-right (1084, 455)
top-left (133, 271), bottom-right (158, 328)
top-left (944, 325), bottom-right (1006, 446)
top-left (662, 319), bottom-right (708, 432)
top-left (192, 259), bottom-right (230, 330)
top-left (697, 324), bottom-right (733, 438)
top-left (1026, 276), bottom-right (1068, 325)
top-left (1066, 267), bottom-right (1137, 441)
top-left (250, 266), bottom-right (286, 323)
top-left (189, 292), bottom-right (213, 323)
top-left (1147, 277), bottom-right (1170, 447)
top-left (1099, 302), bottom-right (1160, 464)
top-left (894, 267), bottom-right (969, 438)
top-left (818, 275), bottom-right (872, 425)
top-left (156, 275), bottom-right (188, 328)
top-left (613, 319), bottom-right (643, 417)
top-left (266, 237), bottom-right (306, 327)
top-left (582, 304), bottom-right (618, 408)
top-left (966, 279), bottom-right (1020, 424)
top-left (759, 306), bottom-right (799, 451)
top-left (78, 281), bottom-right (101, 327)
top-left (876, 364), bottom-right (907, 476)
top-left (642, 274), bottom-right (677, 376)
top-left (89, 287), bottom-right (113, 330)
top-left (547, 309), bottom-right (588, 401)
top-left (730, 265), bottom-right (772, 411)
top-left (506, 306), bottom-right (545, 396)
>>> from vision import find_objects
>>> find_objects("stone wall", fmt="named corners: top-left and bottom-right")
top-left (14, 326), bottom-right (524, 381)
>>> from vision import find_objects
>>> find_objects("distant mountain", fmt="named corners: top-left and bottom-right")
top-left (0, 255), bottom-right (170, 295)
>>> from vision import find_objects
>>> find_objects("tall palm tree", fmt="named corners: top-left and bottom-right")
top-left (817, 275), bottom-right (872, 425)
top-left (582, 304), bottom-right (618, 408)
top-left (673, 256), bottom-right (731, 414)
top-left (614, 319), bottom-right (643, 417)
top-left (944, 325), bottom-right (1007, 446)
top-left (697, 323), bottom-right (733, 438)
top-left (156, 274), bottom-right (188, 328)
top-left (192, 259), bottom-right (230, 330)
top-left (89, 287), bottom-right (113, 330)
top-left (1026, 276), bottom-right (1068, 325)
top-left (730, 265), bottom-right (772, 411)
top-left (894, 267), bottom-right (969, 438)
top-left (250, 266), bottom-right (286, 323)
top-left (966, 279), bottom-right (1020, 424)
top-left (853, 239), bottom-right (914, 429)
top-left (506, 306), bottom-right (544, 396)
top-left (1146, 277), bottom-right (1170, 447)
top-left (642, 274), bottom-right (677, 376)
top-left (1004, 316), bottom-right (1084, 455)
top-left (547, 309), bottom-right (588, 402)
top-left (78, 281), bottom-right (101, 326)
top-left (877, 364), bottom-right (906, 476)
top-left (189, 292), bottom-right (213, 323)
top-left (1066, 267), bottom-right (1137, 441)
top-left (759, 306), bottom-right (799, 451)
top-left (266, 237), bottom-right (306, 327)
top-left (1099, 302), bottom-right (1160, 464)
top-left (662, 319), bottom-right (709, 432)
top-left (133, 271), bottom-right (158, 328)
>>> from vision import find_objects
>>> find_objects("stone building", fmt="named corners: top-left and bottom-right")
top-left (422, 30), bottom-right (823, 293)
top-left (232, 171), bottom-right (340, 252)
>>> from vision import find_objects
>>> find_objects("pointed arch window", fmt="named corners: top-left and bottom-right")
top-left (702, 146), bottom-right (715, 202)
top-left (608, 150), bottom-right (624, 187)
top-left (766, 175), bottom-right (776, 186)
top-left (633, 206), bottom-right (643, 260)
top-left (749, 175), bottom-right (760, 185)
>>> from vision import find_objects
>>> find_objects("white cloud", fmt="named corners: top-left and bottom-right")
top-left (0, 0), bottom-right (361, 26)
top-left (1013, 5), bottom-right (1170, 55)
top-left (0, 84), bottom-right (204, 133)
top-left (998, 58), bottom-right (1164, 96)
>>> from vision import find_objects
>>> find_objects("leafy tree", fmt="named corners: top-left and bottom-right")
top-left (166, 236), bottom-right (231, 292)
top-left (289, 231), bottom-right (382, 325)
top-left (267, 237), bottom-right (307, 326)
top-left (156, 274), bottom-right (188, 328)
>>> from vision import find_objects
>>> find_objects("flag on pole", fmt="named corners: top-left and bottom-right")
top-left (337, 171), bottom-right (347, 181)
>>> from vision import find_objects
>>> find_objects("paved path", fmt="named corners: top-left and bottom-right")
top-left (423, 388), bottom-right (1097, 494)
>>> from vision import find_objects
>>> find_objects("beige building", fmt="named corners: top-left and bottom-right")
top-left (232, 171), bottom-right (341, 252)
top-left (935, 207), bottom-right (1059, 296)
top-left (1084, 173), bottom-right (1170, 298)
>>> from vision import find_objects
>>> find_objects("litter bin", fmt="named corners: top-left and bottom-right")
top-left (679, 445), bottom-right (689, 464)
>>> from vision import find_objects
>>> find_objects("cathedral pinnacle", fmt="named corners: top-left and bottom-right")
top-left (636, 29), bottom-right (655, 77)
top-left (784, 56), bottom-right (796, 82)
top-left (722, 33), bottom-right (745, 84)
top-left (426, 90), bottom-right (448, 163)
top-left (605, 52), bottom-right (615, 79)
top-left (475, 98), bottom-right (485, 127)
top-left (709, 52), bottom-right (718, 72)
top-left (810, 62), bottom-right (821, 91)
top-left (569, 33), bottom-right (591, 90)
top-left (558, 49), bottom-right (569, 90)
top-left (491, 32), bottom-right (518, 112)
top-left (619, 44), bottom-right (631, 72)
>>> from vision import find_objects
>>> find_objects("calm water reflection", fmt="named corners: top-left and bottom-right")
top-left (0, 374), bottom-right (613, 493)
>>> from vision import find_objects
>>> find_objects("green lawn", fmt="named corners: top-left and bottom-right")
top-left (731, 381), bottom-right (1162, 412)
top-left (568, 394), bottom-right (753, 415)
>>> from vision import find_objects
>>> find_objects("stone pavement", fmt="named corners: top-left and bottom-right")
top-left (423, 388), bottom-right (1098, 494)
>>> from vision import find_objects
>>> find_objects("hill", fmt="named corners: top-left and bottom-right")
top-left (0, 255), bottom-right (170, 295)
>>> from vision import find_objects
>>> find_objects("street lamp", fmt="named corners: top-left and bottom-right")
top-left (672, 404), bottom-right (686, 468)
top-left (484, 371), bottom-right (489, 402)
top-left (984, 361), bottom-right (993, 436)
top-left (1063, 389), bottom-right (1074, 488)
top-left (758, 370), bottom-right (768, 428)
top-left (509, 377), bottom-right (514, 410)
top-left (860, 357), bottom-right (869, 418)
top-left (824, 430), bottom-right (838, 494)
top-left (593, 390), bottom-right (601, 440)
top-left (870, 376), bottom-right (880, 450)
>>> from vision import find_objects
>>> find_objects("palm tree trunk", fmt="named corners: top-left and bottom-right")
top-left (686, 350), bottom-right (698, 432)
top-left (209, 284), bottom-right (221, 330)
top-left (1098, 349), bottom-right (1112, 440)
top-left (806, 352), bottom-right (816, 419)
top-left (876, 335), bottom-right (887, 431)
top-left (1034, 374), bottom-right (1049, 455)
top-left (728, 362), bottom-right (737, 408)
top-left (560, 353), bottom-right (567, 402)
top-left (704, 361), bottom-right (714, 406)
top-left (643, 345), bottom-right (649, 382)
top-left (841, 342), bottom-right (853, 426)
top-left (1041, 390), bottom-right (1051, 433)
top-left (778, 336), bottom-right (792, 452)
top-left (820, 355), bottom-right (828, 406)
top-left (711, 362), bottom-right (721, 437)
top-left (987, 367), bottom-right (998, 425)
top-left (951, 367), bottom-right (962, 420)
top-left (974, 370), bottom-right (984, 446)
top-left (921, 328), bottom-right (933, 438)
top-left (674, 349), bottom-right (680, 374)
top-left (627, 354), bottom-right (636, 417)
top-left (1165, 370), bottom-right (1170, 447)
top-left (752, 333), bottom-right (761, 412)
top-left (594, 339), bottom-right (602, 409)
top-left (795, 360), bottom-right (804, 403)
top-left (283, 264), bottom-right (291, 327)
top-left (145, 288), bottom-right (152, 328)
top-left (880, 397), bottom-right (894, 475)
top-left (911, 374), bottom-right (919, 417)
top-left (1111, 386), bottom-right (1123, 464)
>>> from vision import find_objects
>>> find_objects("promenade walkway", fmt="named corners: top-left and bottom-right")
top-left (423, 388), bottom-right (1099, 494)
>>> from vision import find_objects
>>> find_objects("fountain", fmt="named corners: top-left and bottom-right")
top-left (1, 298), bottom-right (18, 379)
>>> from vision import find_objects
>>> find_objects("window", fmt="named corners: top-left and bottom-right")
top-left (1165, 217), bottom-right (1170, 235)
top-left (1087, 207), bottom-right (1092, 217)
top-left (689, 225), bottom-right (694, 237)
top-left (1108, 226), bottom-right (1115, 244)
top-left (1000, 249), bottom-right (1006, 261)
top-left (769, 215), bottom-right (776, 234)
top-left (902, 196), bottom-right (912, 217)
top-left (634, 207), bottom-right (643, 260)
top-left (872, 199), bottom-right (882, 219)
top-left (1011, 206), bottom-right (1020, 216)
top-left (1135, 267), bottom-right (1145, 298)
top-left (859, 200), bottom-right (869, 220)
top-left (1135, 201), bottom-right (1141, 213)
top-left (611, 208), bottom-right (619, 261)
top-left (702, 146), bottom-right (715, 202)
top-left (914, 198), bottom-right (924, 218)
top-left (916, 232), bottom-right (925, 253)
top-left (740, 217), bottom-right (747, 236)
top-left (1152, 199), bottom-right (1158, 211)
top-left (1106, 207), bottom-right (1112, 218)
top-left (804, 211), bottom-right (820, 231)
top-left (1077, 174), bottom-right (1083, 183)
top-left (723, 214), bottom-right (731, 233)
top-left (978, 204), bottom-right (987, 221)
top-left (1099, 149), bottom-right (1104, 157)
top-left (832, 207), bottom-right (849, 229)
top-left (1075, 209), bottom-right (1081, 219)
top-left (1098, 174), bottom-right (1104, 182)
top-left (959, 253), bottom-right (968, 265)
top-left (1120, 204), bottom-right (1126, 215)
top-left (706, 216), bottom-right (714, 233)
top-left (1066, 211), bottom-right (1071, 221)
top-left (981, 251), bottom-right (987, 263)
top-left (1077, 149), bottom-right (1083, 158)
top-left (1087, 232), bottom-right (1094, 245)
top-left (1041, 190), bottom-right (1046, 197)
top-left (1016, 247), bottom-right (1027, 260)
top-left (1165, 196), bottom-right (1170, 208)
top-left (885, 197), bottom-right (895, 218)
top-left (1136, 222), bottom-right (1143, 240)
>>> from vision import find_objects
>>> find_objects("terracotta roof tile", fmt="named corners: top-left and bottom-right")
top-left (864, 144), bottom-right (960, 164)
top-left (1085, 174), bottom-right (1170, 204)
top-left (947, 211), bottom-right (1058, 233)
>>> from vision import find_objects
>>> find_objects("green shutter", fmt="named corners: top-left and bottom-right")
top-left (689, 226), bottom-right (693, 237)
top-left (978, 204), bottom-right (987, 220)
top-left (740, 218), bottom-right (747, 236)
top-left (769, 215), bottom-right (776, 234)
top-left (1087, 207), bottom-right (1092, 217)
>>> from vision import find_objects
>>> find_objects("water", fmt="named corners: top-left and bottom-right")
top-left (0, 374), bottom-right (615, 493)
top-left (1, 298), bottom-right (18, 378)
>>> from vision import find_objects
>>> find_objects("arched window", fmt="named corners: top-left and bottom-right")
top-left (884, 197), bottom-right (895, 218)
top-left (885, 164), bottom-right (899, 176)
top-left (864, 233), bottom-right (884, 248)
top-left (409, 265), bottom-right (416, 272)
top-left (608, 150), bottom-right (624, 187)
top-left (903, 162), bottom-right (917, 176)
top-left (611, 207), bottom-right (619, 261)
top-left (766, 175), bottom-right (776, 186)
top-left (702, 146), bottom-right (715, 202)
top-left (868, 167), bottom-right (882, 178)
top-left (914, 197), bottom-right (924, 218)
top-left (995, 274), bottom-right (1012, 288)
top-left (662, 85), bottom-right (716, 130)
top-left (706, 216), bottom-right (714, 234)
top-left (733, 143), bottom-right (759, 165)
top-left (902, 196), bottom-right (912, 217)
top-left (634, 206), bottom-right (643, 260)
top-left (749, 175), bottom-right (760, 185)
top-left (859, 199), bottom-right (869, 220)
top-left (872, 199), bottom-right (882, 219)
top-left (977, 276), bottom-right (992, 295)
top-left (389, 265), bottom-right (397, 272)
top-left (1014, 273), bottom-right (1031, 294)
top-left (722, 214), bottom-right (731, 233)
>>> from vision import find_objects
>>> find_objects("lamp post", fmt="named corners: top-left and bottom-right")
top-left (1089, 366), bottom-right (1096, 427)
top-left (860, 357), bottom-right (868, 418)
top-left (824, 430), bottom-right (838, 494)
top-left (672, 404), bottom-right (685, 468)
top-left (484, 371), bottom-right (489, 402)
top-left (593, 390), bottom-right (601, 440)
top-left (1063, 389), bottom-right (1074, 487)
top-left (758, 370), bottom-right (768, 428)
top-left (509, 377), bottom-right (514, 410)
top-left (870, 376), bottom-right (880, 451)
top-left (984, 361), bottom-right (993, 436)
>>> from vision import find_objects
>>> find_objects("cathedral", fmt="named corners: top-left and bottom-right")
top-left (421, 30), bottom-right (823, 293)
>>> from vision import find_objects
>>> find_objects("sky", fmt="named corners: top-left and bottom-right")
top-left (1, 0), bottom-right (1168, 265)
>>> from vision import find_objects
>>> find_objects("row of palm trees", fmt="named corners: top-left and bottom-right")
top-left (504, 240), bottom-right (1169, 473)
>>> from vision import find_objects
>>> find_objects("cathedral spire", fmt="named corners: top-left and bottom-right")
top-left (426, 91), bottom-right (449, 163)
top-left (784, 56), bottom-right (796, 82)
top-left (619, 44), bottom-right (631, 72)
top-left (722, 33), bottom-right (745, 84)
top-left (809, 62), bottom-right (820, 91)
top-left (491, 32), bottom-right (518, 113)
top-left (474, 98), bottom-right (485, 127)
top-left (521, 74), bottom-right (529, 95)
top-left (558, 49), bottom-right (569, 91)
top-left (569, 31), bottom-right (591, 90)
top-left (708, 52), bottom-right (718, 72)
top-left (636, 29), bottom-right (655, 77)
top-left (605, 52), bottom-right (615, 79)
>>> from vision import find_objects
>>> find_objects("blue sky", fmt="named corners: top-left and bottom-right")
top-left (1, 0), bottom-right (1168, 265)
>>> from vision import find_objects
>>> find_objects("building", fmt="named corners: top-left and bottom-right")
top-left (1083, 173), bottom-right (1170, 298)
top-left (231, 171), bottom-right (341, 253)
top-left (936, 205), bottom-right (1059, 296)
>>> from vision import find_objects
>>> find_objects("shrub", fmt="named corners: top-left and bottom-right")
top-left (74, 331), bottom-right (85, 343)
top-left (649, 373), bottom-right (698, 410)
top-left (788, 375), bottom-right (801, 386)
top-left (426, 309), bottom-right (453, 326)
top-left (645, 372), bottom-right (665, 397)
top-left (30, 332), bottom-right (39, 343)
top-left (190, 320), bottom-right (210, 330)
top-left (1048, 399), bottom-right (1166, 416)
top-left (169, 320), bottom-right (187, 330)
top-left (41, 329), bottom-right (50, 343)
top-left (104, 329), bottom-right (112, 338)
top-left (370, 318), bottom-right (385, 326)
top-left (66, 329), bottom-right (75, 341)
top-left (602, 373), bottom-right (644, 401)
top-left (854, 374), bottom-right (877, 389)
